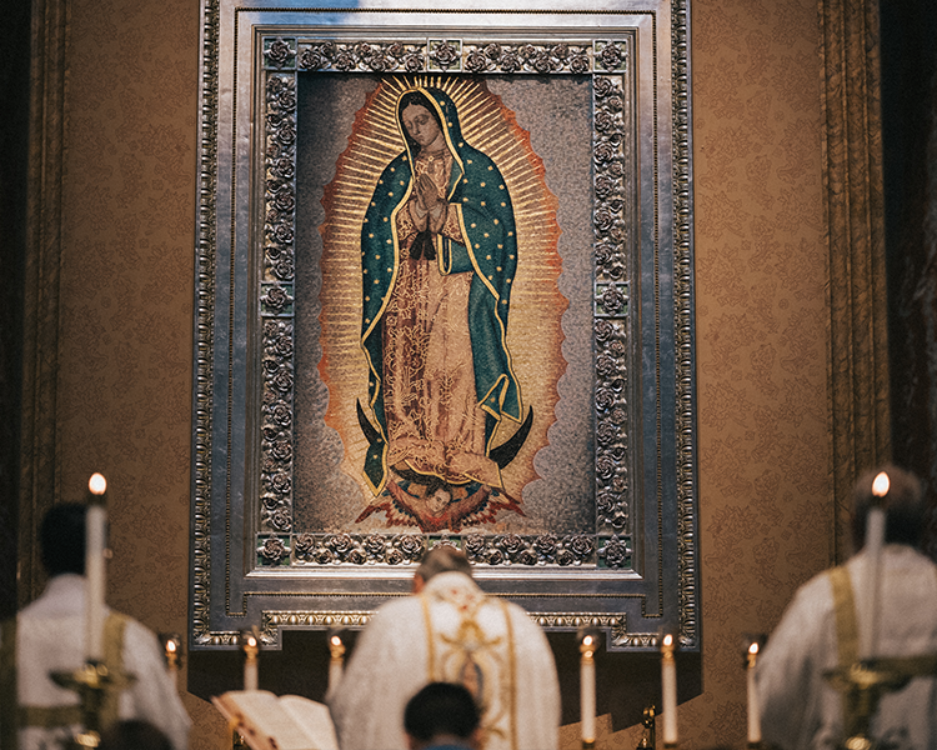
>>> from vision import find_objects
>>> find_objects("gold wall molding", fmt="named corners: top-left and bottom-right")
top-left (19, 0), bottom-right (69, 606)
top-left (819, 0), bottom-right (891, 563)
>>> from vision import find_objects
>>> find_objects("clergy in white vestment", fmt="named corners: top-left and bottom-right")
top-left (329, 546), bottom-right (560, 750)
top-left (0, 503), bottom-right (191, 750)
top-left (756, 465), bottom-right (937, 750)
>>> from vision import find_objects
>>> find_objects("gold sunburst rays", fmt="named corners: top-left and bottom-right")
top-left (316, 77), bottom-right (567, 508)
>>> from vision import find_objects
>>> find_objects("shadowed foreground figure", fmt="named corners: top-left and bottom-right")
top-left (756, 465), bottom-right (937, 750)
top-left (404, 682), bottom-right (481, 750)
top-left (98, 719), bottom-right (173, 750)
top-left (0, 503), bottom-right (191, 750)
top-left (329, 546), bottom-right (559, 750)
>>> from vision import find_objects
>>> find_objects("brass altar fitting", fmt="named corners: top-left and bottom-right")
top-left (635, 705), bottom-right (656, 750)
top-left (51, 658), bottom-right (135, 749)
top-left (825, 655), bottom-right (937, 750)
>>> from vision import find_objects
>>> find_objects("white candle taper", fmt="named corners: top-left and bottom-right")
top-left (243, 632), bottom-right (259, 691)
top-left (859, 471), bottom-right (889, 660)
top-left (85, 473), bottom-right (107, 662)
top-left (746, 642), bottom-right (762, 745)
top-left (580, 634), bottom-right (596, 745)
top-left (328, 633), bottom-right (345, 696)
top-left (661, 634), bottom-right (678, 745)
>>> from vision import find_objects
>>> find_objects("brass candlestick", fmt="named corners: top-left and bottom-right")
top-left (825, 654), bottom-right (937, 750)
top-left (635, 705), bottom-right (655, 750)
top-left (51, 660), bottom-right (134, 749)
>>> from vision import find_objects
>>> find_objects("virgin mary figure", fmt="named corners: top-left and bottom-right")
top-left (358, 85), bottom-right (527, 525)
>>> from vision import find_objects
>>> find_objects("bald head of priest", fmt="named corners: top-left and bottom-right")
top-left (412, 545), bottom-right (473, 593)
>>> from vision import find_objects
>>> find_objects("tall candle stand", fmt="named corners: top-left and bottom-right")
top-left (577, 626), bottom-right (600, 750)
top-left (328, 628), bottom-right (346, 697)
top-left (50, 661), bottom-right (134, 749)
top-left (743, 634), bottom-right (766, 750)
top-left (233, 629), bottom-right (262, 750)
top-left (659, 633), bottom-right (678, 749)
top-left (160, 633), bottom-right (182, 693)
top-left (241, 628), bottom-right (261, 691)
top-left (825, 654), bottom-right (937, 750)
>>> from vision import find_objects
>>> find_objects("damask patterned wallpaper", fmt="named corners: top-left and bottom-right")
top-left (52, 0), bottom-right (829, 748)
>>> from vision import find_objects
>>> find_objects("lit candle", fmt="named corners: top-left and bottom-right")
top-left (85, 473), bottom-right (108, 662)
top-left (579, 634), bottom-right (596, 746)
top-left (746, 642), bottom-right (761, 745)
top-left (164, 636), bottom-right (180, 692)
top-left (859, 471), bottom-right (889, 660)
top-left (328, 633), bottom-right (345, 695)
top-left (243, 632), bottom-right (259, 691)
top-left (661, 634), bottom-right (678, 745)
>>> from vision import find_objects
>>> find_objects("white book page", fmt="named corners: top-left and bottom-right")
top-left (280, 695), bottom-right (339, 750)
top-left (213, 691), bottom-right (317, 750)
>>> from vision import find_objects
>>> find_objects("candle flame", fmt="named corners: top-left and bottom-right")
top-left (246, 635), bottom-right (257, 647)
top-left (872, 472), bottom-right (890, 497)
top-left (583, 635), bottom-right (593, 647)
top-left (749, 642), bottom-right (759, 656)
top-left (88, 473), bottom-right (107, 495)
top-left (166, 640), bottom-right (177, 654)
top-left (663, 634), bottom-right (673, 647)
top-left (331, 635), bottom-right (342, 647)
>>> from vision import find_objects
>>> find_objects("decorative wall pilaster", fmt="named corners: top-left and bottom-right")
top-left (20, 0), bottom-right (68, 606)
top-left (818, 0), bottom-right (891, 563)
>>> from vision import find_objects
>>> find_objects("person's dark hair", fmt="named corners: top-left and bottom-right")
top-left (398, 90), bottom-right (444, 155)
top-left (404, 682), bottom-right (480, 743)
top-left (416, 545), bottom-right (472, 583)
top-left (98, 720), bottom-right (173, 750)
top-left (40, 503), bottom-right (86, 576)
top-left (851, 464), bottom-right (925, 549)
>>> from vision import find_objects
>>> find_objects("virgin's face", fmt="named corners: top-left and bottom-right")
top-left (402, 103), bottom-right (443, 150)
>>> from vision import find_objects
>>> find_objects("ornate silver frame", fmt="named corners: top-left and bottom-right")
top-left (191, 0), bottom-right (696, 652)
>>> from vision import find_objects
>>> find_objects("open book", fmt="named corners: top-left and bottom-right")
top-left (213, 690), bottom-right (339, 750)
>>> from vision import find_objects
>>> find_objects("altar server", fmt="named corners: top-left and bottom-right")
top-left (329, 546), bottom-right (560, 750)
top-left (756, 465), bottom-right (937, 750)
top-left (0, 503), bottom-right (191, 750)
top-left (404, 682), bottom-right (481, 750)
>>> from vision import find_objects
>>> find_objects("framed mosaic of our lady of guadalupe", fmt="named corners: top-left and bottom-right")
top-left (190, 0), bottom-right (698, 655)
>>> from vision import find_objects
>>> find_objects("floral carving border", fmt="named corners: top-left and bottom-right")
top-left (256, 37), bottom-right (637, 570)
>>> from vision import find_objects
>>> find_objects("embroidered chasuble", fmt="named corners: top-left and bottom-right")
top-left (329, 572), bottom-right (559, 750)
top-left (756, 546), bottom-right (937, 750)
top-left (0, 574), bottom-right (191, 750)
